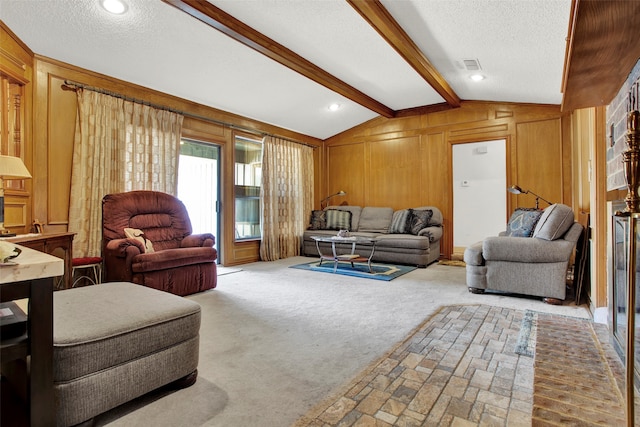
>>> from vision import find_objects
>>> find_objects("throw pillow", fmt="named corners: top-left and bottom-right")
top-left (308, 210), bottom-right (326, 230)
top-left (389, 209), bottom-right (411, 234)
top-left (506, 208), bottom-right (543, 237)
top-left (532, 203), bottom-right (574, 240)
top-left (406, 209), bottom-right (433, 235)
top-left (325, 209), bottom-right (352, 230)
top-left (124, 227), bottom-right (155, 253)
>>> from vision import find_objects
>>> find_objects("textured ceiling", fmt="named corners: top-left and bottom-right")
top-left (0, 0), bottom-right (572, 139)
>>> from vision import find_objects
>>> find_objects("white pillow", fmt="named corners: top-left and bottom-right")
top-left (124, 228), bottom-right (155, 253)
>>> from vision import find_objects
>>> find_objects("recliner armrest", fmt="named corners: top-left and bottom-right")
top-left (483, 236), bottom-right (576, 263)
top-left (104, 238), bottom-right (145, 257)
top-left (181, 233), bottom-right (216, 248)
top-left (103, 238), bottom-right (145, 282)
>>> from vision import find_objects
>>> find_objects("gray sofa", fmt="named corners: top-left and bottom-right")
top-left (302, 205), bottom-right (443, 267)
top-left (464, 203), bottom-right (583, 303)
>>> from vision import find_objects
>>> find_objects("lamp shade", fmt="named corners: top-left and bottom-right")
top-left (0, 155), bottom-right (31, 179)
top-left (507, 185), bottom-right (523, 195)
top-left (320, 190), bottom-right (347, 208)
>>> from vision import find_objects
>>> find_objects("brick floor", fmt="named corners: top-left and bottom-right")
top-left (532, 313), bottom-right (630, 426)
top-left (293, 305), bottom-right (636, 427)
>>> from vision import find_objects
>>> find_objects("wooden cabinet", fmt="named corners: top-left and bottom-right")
top-left (0, 23), bottom-right (33, 236)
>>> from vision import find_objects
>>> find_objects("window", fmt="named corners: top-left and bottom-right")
top-left (235, 136), bottom-right (262, 240)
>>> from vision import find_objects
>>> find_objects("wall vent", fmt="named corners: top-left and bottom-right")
top-left (463, 59), bottom-right (481, 71)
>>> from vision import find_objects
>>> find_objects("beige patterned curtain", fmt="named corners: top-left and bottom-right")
top-left (259, 136), bottom-right (314, 261)
top-left (68, 89), bottom-right (183, 258)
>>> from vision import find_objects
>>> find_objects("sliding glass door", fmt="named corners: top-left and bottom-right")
top-left (177, 139), bottom-right (220, 260)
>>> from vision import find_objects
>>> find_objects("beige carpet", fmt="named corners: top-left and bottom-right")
top-left (94, 256), bottom-right (590, 426)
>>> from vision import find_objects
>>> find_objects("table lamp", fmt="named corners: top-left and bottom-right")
top-left (0, 155), bottom-right (32, 237)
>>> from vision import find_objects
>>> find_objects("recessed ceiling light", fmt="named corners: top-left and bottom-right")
top-left (328, 103), bottom-right (341, 112)
top-left (470, 74), bottom-right (485, 82)
top-left (102, 0), bottom-right (127, 14)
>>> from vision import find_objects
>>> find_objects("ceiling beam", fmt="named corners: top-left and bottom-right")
top-left (347, 0), bottom-right (461, 108)
top-left (162, 0), bottom-right (395, 118)
top-left (561, 0), bottom-right (640, 112)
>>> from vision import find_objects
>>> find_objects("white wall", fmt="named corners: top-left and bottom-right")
top-left (453, 140), bottom-right (507, 249)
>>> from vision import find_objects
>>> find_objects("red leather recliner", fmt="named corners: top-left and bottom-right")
top-left (102, 190), bottom-right (217, 296)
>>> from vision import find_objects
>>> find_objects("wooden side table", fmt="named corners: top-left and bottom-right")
top-left (3, 233), bottom-right (75, 290)
top-left (1, 245), bottom-right (64, 427)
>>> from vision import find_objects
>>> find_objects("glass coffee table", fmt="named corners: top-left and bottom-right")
top-left (310, 236), bottom-right (377, 273)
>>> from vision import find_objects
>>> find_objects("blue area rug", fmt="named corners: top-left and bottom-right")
top-left (289, 260), bottom-right (417, 281)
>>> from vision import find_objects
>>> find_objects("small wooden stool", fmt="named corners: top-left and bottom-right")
top-left (71, 257), bottom-right (102, 287)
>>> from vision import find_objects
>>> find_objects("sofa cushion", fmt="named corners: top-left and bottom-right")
top-left (505, 208), bottom-right (543, 237)
top-left (358, 207), bottom-right (394, 233)
top-left (533, 203), bottom-right (574, 241)
top-left (308, 210), bottom-right (326, 230)
top-left (325, 209), bottom-right (352, 230)
top-left (389, 209), bottom-right (411, 234)
top-left (375, 234), bottom-right (430, 250)
top-left (132, 247), bottom-right (217, 272)
top-left (407, 209), bottom-right (433, 235)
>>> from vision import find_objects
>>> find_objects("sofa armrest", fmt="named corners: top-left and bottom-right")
top-left (418, 225), bottom-right (443, 243)
top-left (483, 236), bottom-right (576, 263)
top-left (181, 233), bottom-right (216, 248)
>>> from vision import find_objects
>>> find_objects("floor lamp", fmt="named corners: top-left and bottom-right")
top-left (0, 155), bottom-right (32, 237)
top-left (507, 185), bottom-right (552, 209)
top-left (320, 191), bottom-right (346, 209)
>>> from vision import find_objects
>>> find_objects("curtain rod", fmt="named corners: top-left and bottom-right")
top-left (61, 80), bottom-right (317, 149)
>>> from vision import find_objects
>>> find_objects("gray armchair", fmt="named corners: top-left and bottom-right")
top-left (464, 203), bottom-right (583, 304)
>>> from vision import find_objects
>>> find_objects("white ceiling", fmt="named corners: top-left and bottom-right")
top-left (0, 0), bottom-right (572, 140)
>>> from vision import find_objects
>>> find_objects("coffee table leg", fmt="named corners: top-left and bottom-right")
top-left (315, 240), bottom-right (326, 267)
top-left (366, 243), bottom-right (377, 273)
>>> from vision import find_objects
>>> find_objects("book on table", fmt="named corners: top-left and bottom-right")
top-left (0, 301), bottom-right (27, 339)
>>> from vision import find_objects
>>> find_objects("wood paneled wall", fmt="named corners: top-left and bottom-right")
top-left (324, 102), bottom-right (572, 261)
top-left (569, 107), bottom-right (607, 309)
top-left (0, 23), bottom-right (33, 234)
top-left (30, 56), bottom-right (322, 266)
top-left (3, 23), bottom-right (605, 304)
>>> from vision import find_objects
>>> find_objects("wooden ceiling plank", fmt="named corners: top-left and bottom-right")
top-left (347, 0), bottom-right (461, 108)
top-left (561, 0), bottom-right (640, 112)
top-left (162, 0), bottom-right (395, 118)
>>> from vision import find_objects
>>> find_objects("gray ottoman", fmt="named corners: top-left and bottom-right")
top-left (53, 282), bottom-right (201, 427)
